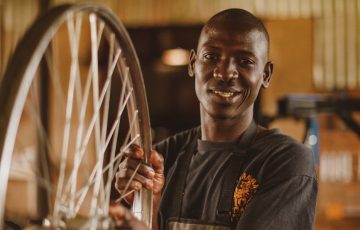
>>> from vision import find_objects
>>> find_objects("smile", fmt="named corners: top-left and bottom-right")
top-left (212, 90), bottom-right (238, 98)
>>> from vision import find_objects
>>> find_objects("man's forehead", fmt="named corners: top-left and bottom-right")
top-left (198, 26), bottom-right (268, 49)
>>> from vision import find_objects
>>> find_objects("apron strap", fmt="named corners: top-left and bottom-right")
top-left (159, 130), bottom-right (199, 222)
top-left (216, 121), bottom-right (258, 224)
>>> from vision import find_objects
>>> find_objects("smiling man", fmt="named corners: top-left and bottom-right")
top-left (115, 8), bottom-right (318, 230)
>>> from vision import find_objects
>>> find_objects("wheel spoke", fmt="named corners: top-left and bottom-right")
top-left (0, 5), bottom-right (152, 228)
top-left (72, 86), bottom-right (136, 214)
top-left (64, 13), bottom-right (84, 214)
top-left (64, 18), bottom-right (109, 215)
top-left (116, 189), bottom-right (135, 202)
top-left (101, 34), bottom-right (115, 148)
top-left (73, 65), bottom-right (132, 196)
top-left (74, 133), bottom-right (140, 215)
top-left (72, 13), bottom-right (84, 118)
top-left (53, 12), bottom-right (81, 218)
top-left (88, 15), bottom-right (103, 225)
top-left (115, 162), bottom-right (141, 205)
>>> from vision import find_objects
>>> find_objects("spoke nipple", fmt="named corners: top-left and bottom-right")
top-left (89, 14), bottom-right (96, 23)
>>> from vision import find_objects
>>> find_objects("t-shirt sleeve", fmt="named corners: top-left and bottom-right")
top-left (236, 137), bottom-right (318, 230)
top-left (153, 127), bottom-right (200, 177)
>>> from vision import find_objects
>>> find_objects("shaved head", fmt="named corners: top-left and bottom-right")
top-left (200, 8), bottom-right (269, 54)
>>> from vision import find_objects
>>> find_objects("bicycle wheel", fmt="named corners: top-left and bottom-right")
top-left (0, 3), bottom-right (152, 229)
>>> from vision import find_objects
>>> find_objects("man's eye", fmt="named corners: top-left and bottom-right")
top-left (240, 59), bottom-right (255, 65)
top-left (204, 53), bottom-right (218, 60)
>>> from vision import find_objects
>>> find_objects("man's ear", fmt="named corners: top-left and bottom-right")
top-left (188, 49), bottom-right (196, 77)
top-left (262, 61), bottom-right (273, 88)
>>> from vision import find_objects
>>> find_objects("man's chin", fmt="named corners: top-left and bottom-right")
top-left (201, 104), bottom-right (246, 121)
top-left (208, 111), bottom-right (235, 120)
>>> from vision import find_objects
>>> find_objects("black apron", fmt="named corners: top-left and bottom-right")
top-left (159, 121), bottom-right (258, 230)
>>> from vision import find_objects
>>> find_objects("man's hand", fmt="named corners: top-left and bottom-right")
top-left (115, 144), bottom-right (164, 204)
top-left (109, 204), bottom-right (150, 230)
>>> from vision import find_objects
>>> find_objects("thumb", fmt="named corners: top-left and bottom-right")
top-left (150, 150), bottom-right (164, 174)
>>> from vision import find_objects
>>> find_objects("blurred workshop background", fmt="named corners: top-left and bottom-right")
top-left (1, 0), bottom-right (360, 229)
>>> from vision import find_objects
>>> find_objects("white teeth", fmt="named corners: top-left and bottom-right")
top-left (213, 90), bottom-right (234, 98)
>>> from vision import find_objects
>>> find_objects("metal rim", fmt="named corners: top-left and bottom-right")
top-left (0, 3), bottom-right (152, 229)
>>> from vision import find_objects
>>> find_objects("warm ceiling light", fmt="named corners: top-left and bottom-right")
top-left (161, 48), bottom-right (190, 66)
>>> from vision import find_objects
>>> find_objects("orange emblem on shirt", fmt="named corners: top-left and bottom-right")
top-left (231, 173), bottom-right (259, 223)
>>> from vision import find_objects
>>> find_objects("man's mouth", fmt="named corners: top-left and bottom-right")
top-left (213, 90), bottom-right (235, 98)
top-left (211, 89), bottom-right (240, 98)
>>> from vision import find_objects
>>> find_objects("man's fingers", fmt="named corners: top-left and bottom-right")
top-left (115, 179), bottom-right (139, 204)
top-left (124, 144), bottom-right (144, 159)
top-left (115, 146), bottom-right (165, 208)
top-left (122, 146), bottom-right (162, 176)
top-left (109, 205), bottom-right (133, 226)
top-left (116, 172), bottom-right (142, 190)
top-left (109, 204), bottom-right (126, 219)
top-left (116, 168), bottom-right (154, 190)
top-left (150, 150), bottom-right (164, 174)
top-left (120, 158), bottom-right (155, 178)
top-left (110, 205), bottom-right (150, 230)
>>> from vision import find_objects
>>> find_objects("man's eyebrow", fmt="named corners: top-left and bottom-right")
top-left (234, 50), bottom-right (256, 56)
top-left (234, 50), bottom-right (261, 62)
top-left (201, 44), bottom-right (221, 50)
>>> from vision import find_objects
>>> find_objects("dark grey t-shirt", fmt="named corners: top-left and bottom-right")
top-left (182, 140), bottom-right (237, 219)
top-left (155, 124), bottom-right (318, 230)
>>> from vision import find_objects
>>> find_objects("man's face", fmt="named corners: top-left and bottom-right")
top-left (189, 24), bottom-right (272, 121)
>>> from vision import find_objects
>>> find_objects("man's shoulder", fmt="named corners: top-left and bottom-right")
top-left (153, 126), bottom-right (200, 153)
top-left (254, 127), bottom-right (311, 155)
top-left (251, 127), bottom-right (316, 178)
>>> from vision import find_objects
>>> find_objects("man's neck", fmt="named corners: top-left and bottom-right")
top-left (200, 110), bottom-right (253, 142)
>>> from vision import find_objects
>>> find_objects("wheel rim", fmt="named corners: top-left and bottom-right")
top-left (0, 3), bottom-right (152, 229)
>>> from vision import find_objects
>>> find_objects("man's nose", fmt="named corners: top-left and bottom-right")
top-left (213, 58), bottom-right (238, 81)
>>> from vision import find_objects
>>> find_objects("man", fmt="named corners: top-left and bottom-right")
top-left (115, 8), bottom-right (317, 230)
